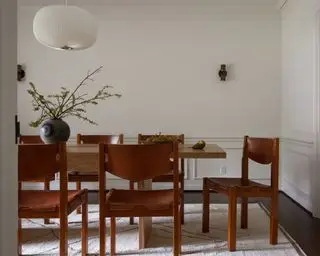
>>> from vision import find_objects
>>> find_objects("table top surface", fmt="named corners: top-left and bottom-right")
top-left (67, 143), bottom-right (226, 159)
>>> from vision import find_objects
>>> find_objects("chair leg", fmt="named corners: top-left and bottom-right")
top-left (270, 193), bottom-right (278, 245)
top-left (179, 206), bottom-right (182, 255)
top-left (202, 178), bottom-right (210, 233)
top-left (228, 188), bottom-right (237, 252)
top-left (129, 181), bottom-right (134, 225)
top-left (59, 211), bottom-right (68, 256)
top-left (76, 181), bottom-right (82, 214)
top-left (180, 176), bottom-right (185, 225)
top-left (81, 192), bottom-right (88, 256)
top-left (110, 217), bottom-right (116, 256)
top-left (173, 205), bottom-right (181, 255)
top-left (18, 218), bottom-right (22, 255)
top-left (241, 197), bottom-right (248, 229)
top-left (99, 212), bottom-right (106, 256)
top-left (44, 180), bottom-right (50, 224)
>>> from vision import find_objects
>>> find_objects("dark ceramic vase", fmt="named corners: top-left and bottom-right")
top-left (39, 119), bottom-right (70, 144)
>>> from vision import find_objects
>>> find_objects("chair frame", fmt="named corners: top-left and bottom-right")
top-left (18, 135), bottom-right (55, 224)
top-left (202, 136), bottom-right (279, 251)
top-left (129, 133), bottom-right (185, 225)
top-left (99, 142), bottom-right (181, 256)
top-left (68, 133), bottom-right (124, 214)
top-left (18, 143), bottom-right (88, 256)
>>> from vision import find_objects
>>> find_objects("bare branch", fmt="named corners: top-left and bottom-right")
top-left (27, 66), bottom-right (121, 127)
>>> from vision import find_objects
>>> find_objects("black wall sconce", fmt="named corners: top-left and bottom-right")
top-left (17, 64), bottom-right (25, 81)
top-left (218, 64), bottom-right (227, 81)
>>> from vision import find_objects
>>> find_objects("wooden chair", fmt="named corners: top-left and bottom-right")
top-left (18, 143), bottom-right (88, 256)
top-left (68, 134), bottom-right (124, 214)
top-left (18, 135), bottom-right (55, 224)
top-left (99, 142), bottom-right (181, 256)
top-left (202, 136), bottom-right (279, 251)
top-left (129, 134), bottom-right (185, 225)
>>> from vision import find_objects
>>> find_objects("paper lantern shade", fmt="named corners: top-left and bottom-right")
top-left (33, 5), bottom-right (98, 50)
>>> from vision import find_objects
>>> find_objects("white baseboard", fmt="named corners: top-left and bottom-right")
top-left (281, 178), bottom-right (312, 212)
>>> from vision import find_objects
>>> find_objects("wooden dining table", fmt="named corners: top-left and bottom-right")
top-left (67, 143), bottom-right (226, 249)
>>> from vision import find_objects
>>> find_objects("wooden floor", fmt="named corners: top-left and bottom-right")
top-left (89, 191), bottom-right (320, 256)
top-left (260, 193), bottom-right (320, 256)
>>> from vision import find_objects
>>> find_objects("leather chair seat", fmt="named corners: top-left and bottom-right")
top-left (19, 190), bottom-right (86, 217)
top-left (206, 177), bottom-right (269, 190)
top-left (105, 189), bottom-right (174, 217)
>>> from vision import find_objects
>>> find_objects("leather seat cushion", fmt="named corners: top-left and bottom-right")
top-left (106, 189), bottom-right (174, 211)
top-left (206, 178), bottom-right (269, 189)
top-left (19, 190), bottom-right (83, 213)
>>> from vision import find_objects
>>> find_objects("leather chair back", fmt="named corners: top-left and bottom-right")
top-left (19, 135), bottom-right (43, 144)
top-left (18, 143), bottom-right (65, 182)
top-left (244, 136), bottom-right (279, 165)
top-left (242, 136), bottom-right (279, 188)
top-left (99, 142), bottom-right (179, 182)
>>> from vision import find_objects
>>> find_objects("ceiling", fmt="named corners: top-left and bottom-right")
top-left (19, 0), bottom-right (280, 7)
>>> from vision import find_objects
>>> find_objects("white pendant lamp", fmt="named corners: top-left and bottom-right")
top-left (33, 0), bottom-right (97, 51)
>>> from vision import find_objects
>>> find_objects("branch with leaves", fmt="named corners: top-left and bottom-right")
top-left (27, 66), bottom-right (121, 127)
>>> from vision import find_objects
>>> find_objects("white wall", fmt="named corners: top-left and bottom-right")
top-left (280, 0), bottom-right (320, 217)
top-left (0, 0), bottom-right (18, 254)
top-left (18, 4), bottom-right (281, 137)
top-left (18, 3), bottom-right (281, 189)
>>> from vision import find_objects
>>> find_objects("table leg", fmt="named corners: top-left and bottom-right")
top-left (138, 179), bottom-right (152, 249)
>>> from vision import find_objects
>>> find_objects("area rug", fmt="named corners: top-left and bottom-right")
top-left (21, 204), bottom-right (305, 255)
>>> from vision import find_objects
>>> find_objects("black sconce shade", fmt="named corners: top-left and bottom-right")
top-left (17, 64), bottom-right (25, 81)
top-left (218, 64), bottom-right (227, 81)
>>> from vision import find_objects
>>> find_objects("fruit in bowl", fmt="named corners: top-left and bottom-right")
top-left (192, 140), bottom-right (206, 150)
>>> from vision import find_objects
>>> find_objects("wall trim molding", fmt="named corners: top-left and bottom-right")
top-left (18, 0), bottom-right (284, 7)
top-left (280, 136), bottom-right (316, 216)
top-left (281, 137), bottom-right (314, 148)
top-left (68, 135), bottom-right (314, 147)
top-left (67, 136), bottom-right (244, 143)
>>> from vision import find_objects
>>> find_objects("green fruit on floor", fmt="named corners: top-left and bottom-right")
top-left (192, 140), bottom-right (206, 149)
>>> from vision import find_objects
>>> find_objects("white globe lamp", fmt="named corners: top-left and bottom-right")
top-left (33, 3), bottom-right (97, 51)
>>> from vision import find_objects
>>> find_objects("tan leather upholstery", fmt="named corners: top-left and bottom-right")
top-left (206, 178), bottom-right (269, 190)
top-left (105, 189), bottom-right (174, 216)
top-left (19, 190), bottom-right (86, 216)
